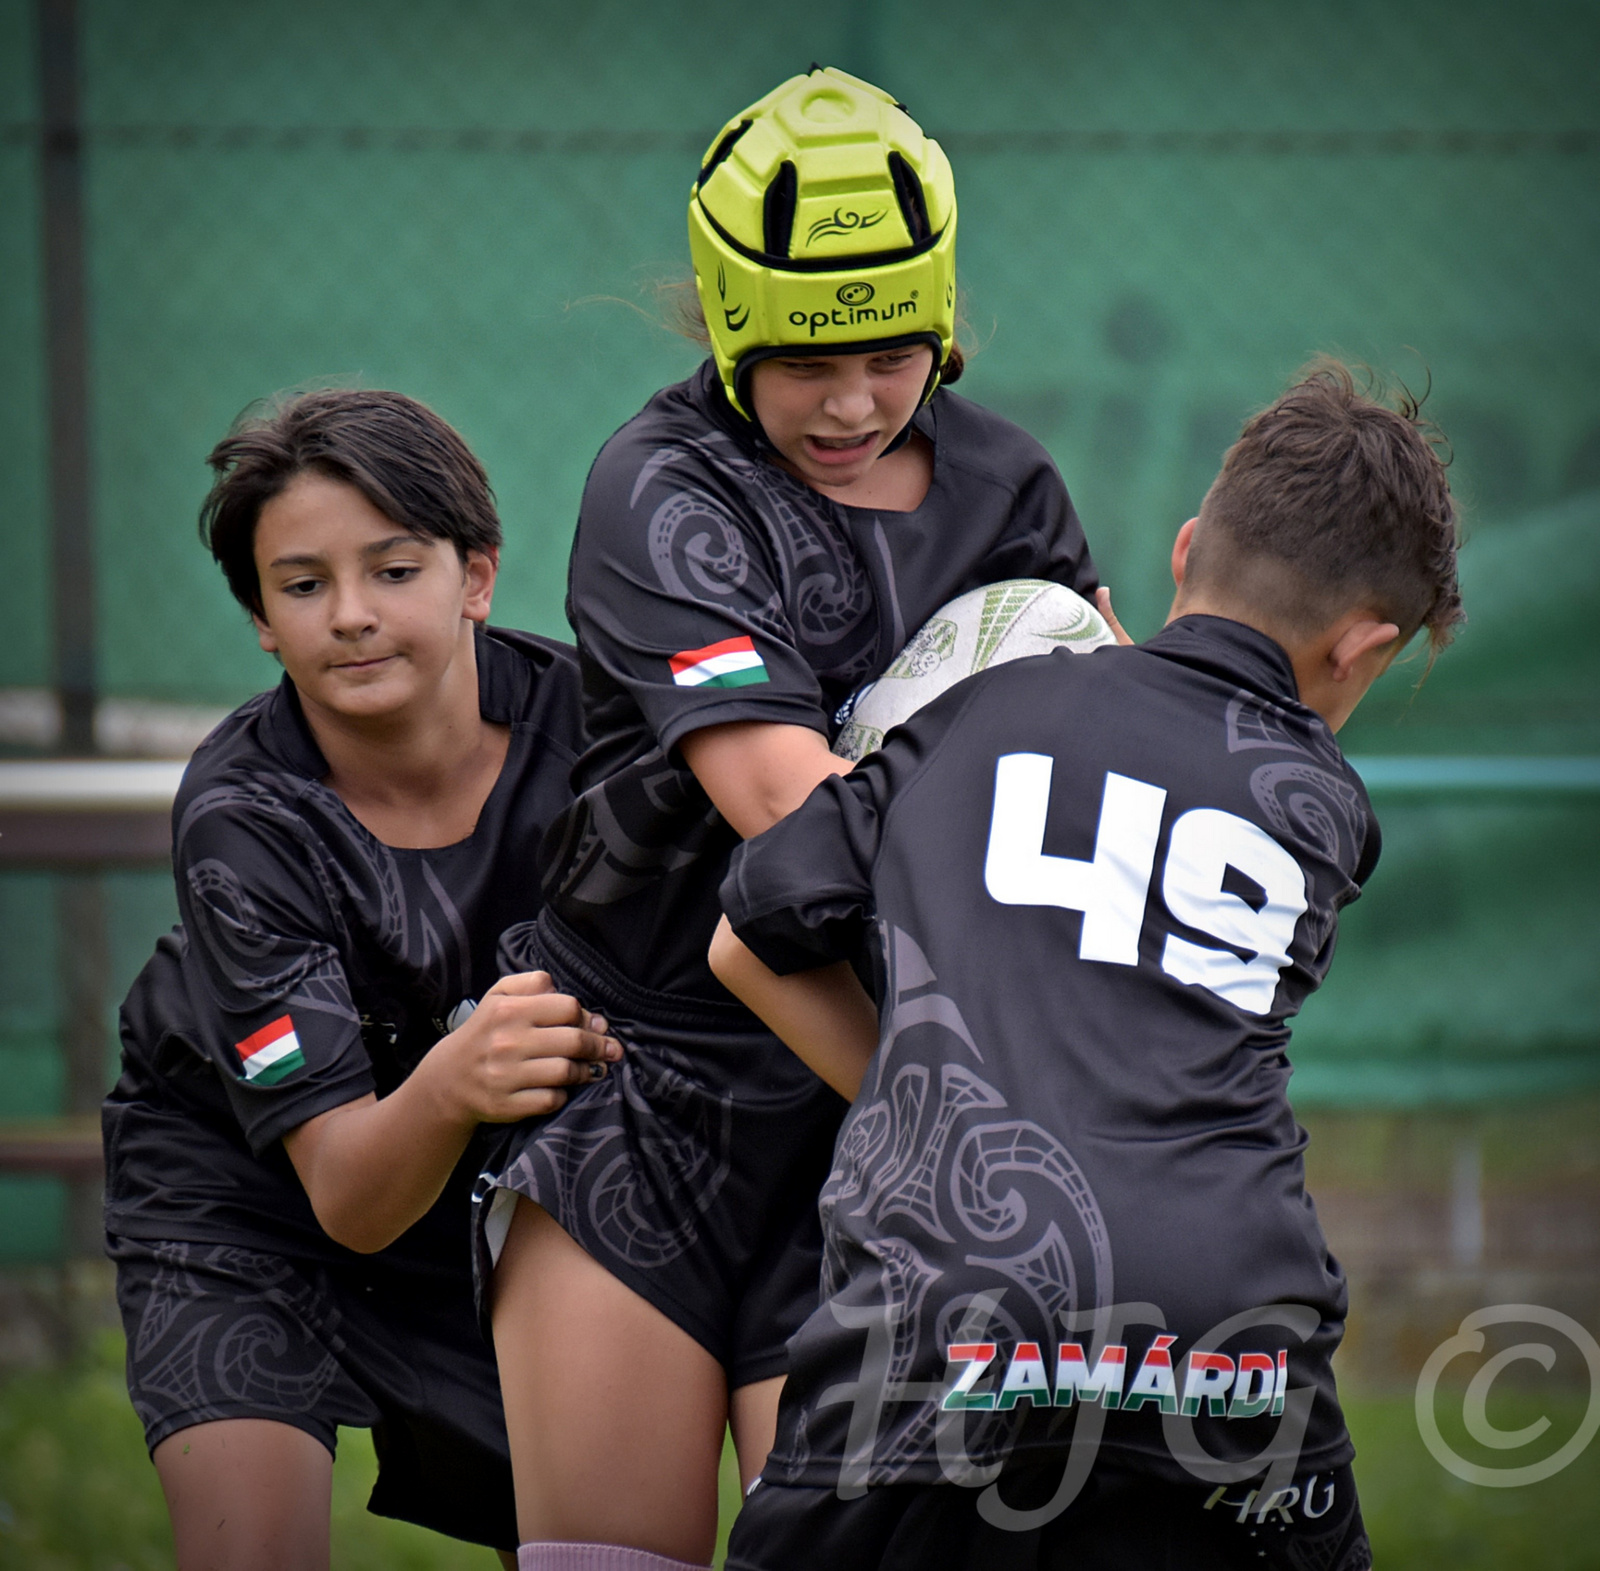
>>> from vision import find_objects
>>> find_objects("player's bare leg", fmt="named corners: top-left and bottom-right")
top-left (153, 1418), bottom-right (331, 1571)
top-left (492, 1197), bottom-right (726, 1565)
top-left (729, 1376), bottom-right (783, 1494)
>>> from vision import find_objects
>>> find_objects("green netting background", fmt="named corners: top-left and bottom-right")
top-left (1, 0), bottom-right (1597, 1256)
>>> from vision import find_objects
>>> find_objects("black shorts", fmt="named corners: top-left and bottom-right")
top-left (727, 1457), bottom-right (1371, 1571)
top-left (480, 909), bottom-right (847, 1388)
top-left (109, 1234), bottom-right (517, 1552)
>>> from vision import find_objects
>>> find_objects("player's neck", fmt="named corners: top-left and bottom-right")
top-left (1165, 590), bottom-right (1290, 657)
top-left (1166, 591), bottom-right (1398, 733)
top-left (298, 628), bottom-right (511, 848)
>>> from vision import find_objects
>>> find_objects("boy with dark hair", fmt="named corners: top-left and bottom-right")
top-left (103, 388), bottom-right (616, 1567)
top-left (711, 362), bottom-right (1461, 1570)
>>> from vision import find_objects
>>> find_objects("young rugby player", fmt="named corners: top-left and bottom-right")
top-left (712, 362), bottom-right (1462, 1570)
top-left (102, 390), bottom-right (618, 1568)
top-left (480, 67), bottom-right (1116, 1568)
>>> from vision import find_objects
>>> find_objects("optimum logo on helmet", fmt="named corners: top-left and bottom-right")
top-left (787, 280), bottom-right (922, 337)
top-left (688, 66), bottom-right (957, 421)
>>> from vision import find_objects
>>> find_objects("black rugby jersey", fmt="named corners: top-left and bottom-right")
top-left (103, 628), bottom-right (581, 1270)
top-left (537, 359), bottom-right (1097, 1000)
top-left (722, 616), bottom-right (1378, 1486)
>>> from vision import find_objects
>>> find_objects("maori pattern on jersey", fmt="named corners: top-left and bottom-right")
top-left (845, 1064), bottom-right (934, 1223)
top-left (1250, 761), bottom-right (1368, 872)
top-left (978, 1221), bottom-right (1081, 1334)
top-left (878, 1066), bottom-right (1007, 1243)
top-left (818, 925), bottom-right (1114, 1482)
top-left (303, 781), bottom-right (412, 960)
top-left (1225, 687), bottom-right (1369, 895)
top-left (648, 489), bottom-right (762, 605)
top-left (828, 1092), bottom-right (894, 1212)
top-left (179, 770), bottom-right (493, 1077)
top-left (832, 1289), bottom-right (1032, 1488)
top-left (641, 431), bottom-right (879, 682)
top-left (1226, 691), bottom-right (1315, 757)
top-left (872, 1236), bottom-right (944, 1402)
top-left (540, 748), bottom-right (721, 911)
top-left (1223, 686), bottom-right (1367, 940)
top-left (499, 1038), bottom-right (736, 1272)
top-left (121, 1241), bottom-right (373, 1444)
top-left (185, 857), bottom-right (354, 1024)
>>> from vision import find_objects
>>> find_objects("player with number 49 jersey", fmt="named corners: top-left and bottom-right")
top-left (722, 614), bottom-right (1375, 1489)
top-left (714, 361), bottom-right (1464, 1570)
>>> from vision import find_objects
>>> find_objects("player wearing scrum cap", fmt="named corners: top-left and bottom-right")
top-left (481, 66), bottom-right (1112, 1571)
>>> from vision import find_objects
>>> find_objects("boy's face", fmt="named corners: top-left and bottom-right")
top-left (749, 343), bottom-right (933, 493)
top-left (250, 472), bottom-right (495, 727)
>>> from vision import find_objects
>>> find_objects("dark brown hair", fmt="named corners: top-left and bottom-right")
top-left (199, 388), bottom-right (501, 615)
top-left (1189, 359), bottom-right (1463, 655)
top-left (662, 281), bottom-right (966, 383)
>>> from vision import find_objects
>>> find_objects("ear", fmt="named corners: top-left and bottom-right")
top-left (1171, 518), bottom-right (1198, 588)
top-left (252, 610), bottom-right (279, 656)
top-left (1328, 617), bottom-right (1402, 684)
top-left (461, 547), bottom-right (498, 624)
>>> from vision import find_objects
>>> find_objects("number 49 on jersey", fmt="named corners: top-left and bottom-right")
top-left (983, 754), bottom-right (1309, 1015)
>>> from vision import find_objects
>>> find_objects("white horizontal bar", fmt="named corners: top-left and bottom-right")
top-left (0, 688), bottom-right (229, 756)
top-left (0, 760), bottom-right (187, 810)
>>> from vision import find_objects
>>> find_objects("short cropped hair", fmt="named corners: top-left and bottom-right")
top-left (199, 388), bottom-right (501, 615)
top-left (1189, 360), bottom-right (1463, 656)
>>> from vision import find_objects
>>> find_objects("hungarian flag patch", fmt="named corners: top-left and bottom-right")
top-left (234, 1015), bottom-right (306, 1085)
top-left (669, 635), bottom-right (768, 689)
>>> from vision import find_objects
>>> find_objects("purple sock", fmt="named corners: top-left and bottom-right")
top-left (516, 1545), bottom-right (710, 1571)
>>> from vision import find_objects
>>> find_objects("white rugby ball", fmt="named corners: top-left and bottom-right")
top-left (832, 579), bottom-right (1115, 762)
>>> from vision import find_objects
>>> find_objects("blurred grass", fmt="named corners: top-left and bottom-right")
top-left (0, 1331), bottom-right (1595, 1568)
top-left (1345, 1382), bottom-right (1600, 1570)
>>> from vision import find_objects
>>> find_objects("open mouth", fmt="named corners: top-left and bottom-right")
top-left (805, 432), bottom-right (878, 464)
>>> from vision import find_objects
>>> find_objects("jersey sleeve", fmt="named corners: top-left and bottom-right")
top-left (719, 768), bottom-right (882, 974)
top-left (172, 785), bottom-right (374, 1154)
top-left (719, 711), bottom-right (943, 975)
top-left (569, 441), bottom-right (832, 756)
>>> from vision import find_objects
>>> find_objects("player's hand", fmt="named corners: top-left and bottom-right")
top-left (1095, 587), bottom-right (1134, 646)
top-left (433, 970), bottom-right (621, 1125)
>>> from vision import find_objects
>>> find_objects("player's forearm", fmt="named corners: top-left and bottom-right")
top-left (709, 917), bottom-right (879, 1100)
top-left (283, 977), bottom-right (617, 1252)
top-left (283, 1069), bottom-right (475, 1253)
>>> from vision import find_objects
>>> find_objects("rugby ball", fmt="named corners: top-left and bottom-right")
top-left (833, 580), bottom-right (1115, 762)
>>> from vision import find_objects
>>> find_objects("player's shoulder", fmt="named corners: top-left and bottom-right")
top-left (478, 625), bottom-right (583, 757)
top-left (583, 360), bottom-right (749, 510)
top-left (927, 387), bottom-right (1063, 494)
top-left (172, 682), bottom-right (326, 864)
top-left (177, 683), bottom-right (310, 803)
top-left (1129, 619), bottom-right (1378, 872)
